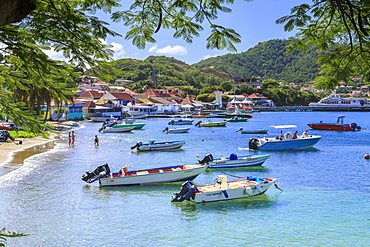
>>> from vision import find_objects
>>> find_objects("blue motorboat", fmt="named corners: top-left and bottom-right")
top-left (248, 125), bottom-right (321, 150)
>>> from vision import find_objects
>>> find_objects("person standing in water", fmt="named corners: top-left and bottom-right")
top-left (71, 131), bottom-right (75, 146)
top-left (94, 135), bottom-right (99, 146)
top-left (68, 132), bottom-right (72, 146)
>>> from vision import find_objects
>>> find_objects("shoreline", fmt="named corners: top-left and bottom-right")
top-left (0, 133), bottom-right (59, 174)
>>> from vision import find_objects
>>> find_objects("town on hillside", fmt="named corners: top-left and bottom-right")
top-left (47, 74), bottom-right (370, 122)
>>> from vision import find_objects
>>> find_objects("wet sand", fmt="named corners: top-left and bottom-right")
top-left (0, 133), bottom-right (58, 176)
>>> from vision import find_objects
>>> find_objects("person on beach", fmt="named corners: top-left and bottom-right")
top-left (94, 135), bottom-right (99, 146)
top-left (68, 132), bottom-right (72, 146)
top-left (71, 131), bottom-right (75, 146)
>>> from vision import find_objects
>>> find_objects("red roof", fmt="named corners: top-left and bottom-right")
top-left (78, 91), bottom-right (103, 99)
top-left (143, 89), bottom-right (171, 97)
top-left (248, 93), bottom-right (267, 99)
top-left (110, 92), bottom-right (135, 101)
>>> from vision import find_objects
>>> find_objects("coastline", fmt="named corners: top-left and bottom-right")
top-left (0, 133), bottom-right (59, 171)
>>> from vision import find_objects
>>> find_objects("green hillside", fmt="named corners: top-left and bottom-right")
top-left (98, 56), bottom-right (230, 92)
top-left (192, 39), bottom-right (322, 84)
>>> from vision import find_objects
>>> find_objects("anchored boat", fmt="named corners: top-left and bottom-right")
top-left (81, 154), bottom-right (213, 186)
top-left (248, 125), bottom-right (321, 150)
top-left (131, 140), bottom-right (185, 151)
top-left (171, 175), bottom-right (277, 203)
top-left (307, 115), bottom-right (361, 131)
top-left (208, 153), bottom-right (272, 168)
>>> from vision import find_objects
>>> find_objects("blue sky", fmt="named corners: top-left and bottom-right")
top-left (48, 0), bottom-right (309, 65)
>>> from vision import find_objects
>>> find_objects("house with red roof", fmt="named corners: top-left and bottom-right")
top-left (143, 89), bottom-right (172, 97)
top-left (248, 93), bottom-right (271, 105)
top-left (100, 92), bottom-right (135, 106)
top-left (77, 91), bottom-right (104, 101)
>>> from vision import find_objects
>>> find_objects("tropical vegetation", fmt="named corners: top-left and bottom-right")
top-left (193, 39), bottom-right (322, 84)
top-left (1, 0), bottom-right (369, 130)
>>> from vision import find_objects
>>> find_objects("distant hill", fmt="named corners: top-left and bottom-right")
top-left (192, 39), bottom-right (322, 84)
top-left (101, 56), bottom-right (230, 89)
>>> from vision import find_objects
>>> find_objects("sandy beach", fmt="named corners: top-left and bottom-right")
top-left (0, 133), bottom-right (58, 167)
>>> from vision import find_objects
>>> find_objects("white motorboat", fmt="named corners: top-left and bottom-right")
top-left (100, 127), bottom-right (134, 133)
top-left (171, 175), bottom-right (277, 203)
top-left (248, 125), bottom-right (321, 150)
top-left (208, 153), bottom-right (272, 168)
top-left (81, 154), bottom-right (213, 186)
top-left (131, 140), bottom-right (185, 151)
top-left (163, 127), bottom-right (190, 133)
top-left (168, 119), bottom-right (194, 125)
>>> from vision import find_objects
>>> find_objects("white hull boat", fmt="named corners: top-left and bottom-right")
top-left (131, 140), bottom-right (185, 151)
top-left (100, 127), bottom-right (134, 133)
top-left (168, 119), bottom-right (194, 125)
top-left (241, 129), bottom-right (268, 134)
top-left (309, 92), bottom-right (370, 108)
top-left (172, 175), bottom-right (277, 203)
top-left (163, 127), bottom-right (190, 133)
top-left (209, 154), bottom-right (272, 168)
top-left (81, 154), bottom-right (213, 186)
top-left (249, 125), bottom-right (321, 150)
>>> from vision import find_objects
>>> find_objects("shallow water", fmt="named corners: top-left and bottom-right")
top-left (1, 111), bottom-right (370, 246)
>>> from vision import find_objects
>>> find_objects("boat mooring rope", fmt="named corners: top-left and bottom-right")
top-left (213, 168), bottom-right (246, 179)
top-left (274, 183), bottom-right (284, 191)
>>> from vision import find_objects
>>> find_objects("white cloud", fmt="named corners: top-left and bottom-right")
top-left (43, 49), bottom-right (68, 62)
top-left (42, 39), bottom-right (127, 62)
top-left (148, 45), bottom-right (158, 53)
top-left (148, 45), bottom-right (188, 55)
top-left (110, 42), bottom-right (126, 60)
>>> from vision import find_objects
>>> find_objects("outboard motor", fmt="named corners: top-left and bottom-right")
top-left (198, 154), bottom-right (213, 165)
top-left (171, 181), bottom-right (199, 202)
top-left (249, 138), bottom-right (260, 150)
top-left (82, 163), bottom-right (111, 183)
top-left (168, 120), bottom-right (175, 125)
top-left (130, 141), bottom-right (142, 150)
top-left (195, 121), bottom-right (202, 127)
top-left (350, 123), bottom-right (361, 130)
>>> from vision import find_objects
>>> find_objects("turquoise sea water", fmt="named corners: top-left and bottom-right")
top-left (1, 111), bottom-right (370, 246)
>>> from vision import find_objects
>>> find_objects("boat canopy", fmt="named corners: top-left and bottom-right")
top-left (270, 125), bottom-right (297, 129)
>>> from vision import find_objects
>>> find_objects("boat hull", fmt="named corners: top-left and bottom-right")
top-left (101, 127), bottom-right (133, 133)
top-left (99, 165), bottom-right (207, 186)
top-left (134, 141), bottom-right (186, 151)
top-left (226, 118), bottom-right (249, 122)
top-left (165, 128), bottom-right (190, 133)
top-left (307, 123), bottom-right (356, 131)
top-left (168, 120), bottom-right (194, 125)
top-left (252, 136), bottom-right (321, 150)
top-left (197, 122), bottom-right (227, 127)
top-left (209, 154), bottom-right (272, 168)
top-left (190, 178), bottom-right (276, 203)
top-left (112, 123), bottom-right (146, 129)
top-left (241, 129), bottom-right (268, 134)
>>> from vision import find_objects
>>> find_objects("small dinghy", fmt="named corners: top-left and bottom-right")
top-left (163, 127), bottom-right (190, 133)
top-left (171, 175), bottom-right (277, 203)
top-left (131, 140), bottom-right (186, 151)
